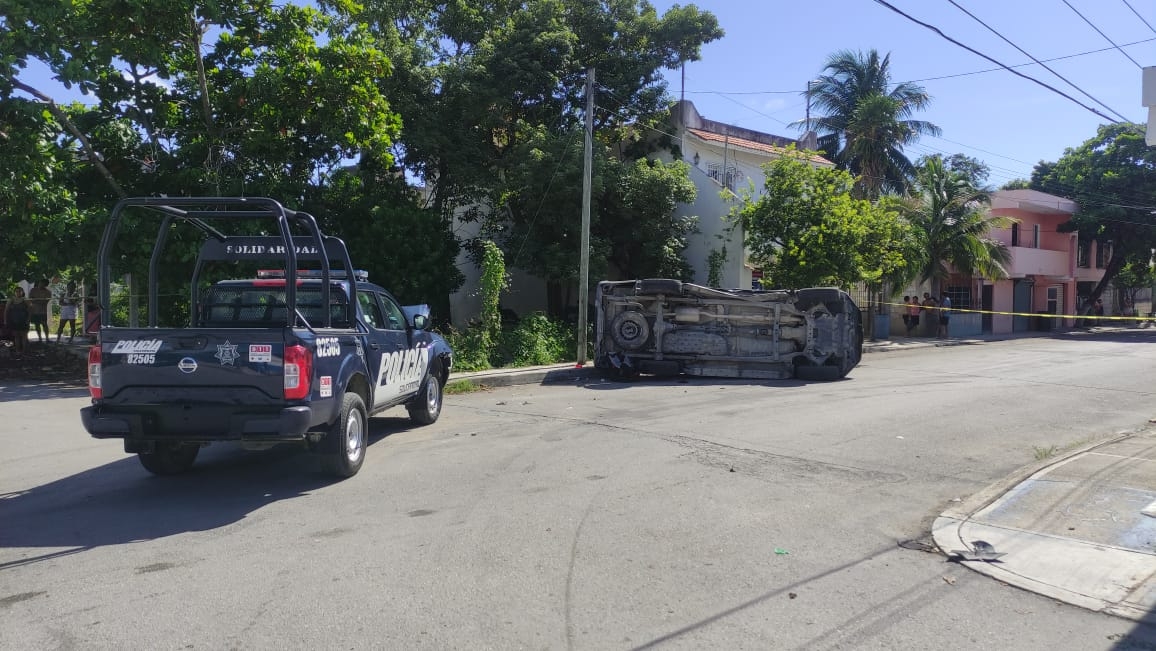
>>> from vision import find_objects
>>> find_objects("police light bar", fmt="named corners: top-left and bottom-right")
top-left (256, 269), bottom-right (369, 282)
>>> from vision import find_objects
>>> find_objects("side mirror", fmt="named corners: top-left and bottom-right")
top-left (412, 314), bottom-right (428, 330)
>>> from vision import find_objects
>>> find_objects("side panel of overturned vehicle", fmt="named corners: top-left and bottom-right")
top-left (594, 279), bottom-right (863, 381)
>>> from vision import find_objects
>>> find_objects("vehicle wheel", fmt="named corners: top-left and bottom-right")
top-left (636, 279), bottom-right (683, 296)
top-left (795, 288), bottom-right (848, 314)
top-left (407, 361), bottom-right (443, 425)
top-left (322, 392), bottom-right (367, 478)
top-left (138, 442), bottom-right (200, 476)
top-left (609, 311), bottom-right (651, 350)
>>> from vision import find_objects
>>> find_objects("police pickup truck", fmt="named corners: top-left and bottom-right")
top-left (80, 197), bottom-right (452, 478)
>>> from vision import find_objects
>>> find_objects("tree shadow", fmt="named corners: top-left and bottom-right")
top-left (0, 415), bottom-right (420, 566)
top-left (0, 380), bottom-right (89, 403)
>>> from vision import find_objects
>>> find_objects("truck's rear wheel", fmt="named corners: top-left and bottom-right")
top-left (138, 442), bottom-right (200, 476)
top-left (407, 361), bottom-right (443, 425)
top-left (322, 393), bottom-right (367, 478)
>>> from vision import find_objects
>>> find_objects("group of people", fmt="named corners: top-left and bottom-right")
top-left (4, 279), bottom-right (84, 359)
top-left (901, 292), bottom-right (953, 339)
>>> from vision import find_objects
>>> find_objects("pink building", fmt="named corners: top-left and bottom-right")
top-left (972, 189), bottom-right (1104, 334)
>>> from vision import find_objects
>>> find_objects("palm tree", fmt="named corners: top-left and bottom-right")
top-left (798, 49), bottom-right (941, 199)
top-left (906, 156), bottom-right (1012, 293)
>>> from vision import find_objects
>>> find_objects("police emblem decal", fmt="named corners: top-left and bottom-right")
top-left (215, 340), bottom-right (240, 366)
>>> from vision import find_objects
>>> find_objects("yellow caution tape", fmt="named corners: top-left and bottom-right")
top-left (880, 301), bottom-right (1154, 322)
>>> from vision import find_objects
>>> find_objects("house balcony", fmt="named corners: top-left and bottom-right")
top-left (1008, 245), bottom-right (1072, 280)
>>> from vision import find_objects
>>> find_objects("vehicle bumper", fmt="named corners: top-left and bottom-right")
top-left (80, 404), bottom-right (313, 441)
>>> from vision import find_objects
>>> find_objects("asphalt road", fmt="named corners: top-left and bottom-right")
top-left (3, 331), bottom-right (1156, 650)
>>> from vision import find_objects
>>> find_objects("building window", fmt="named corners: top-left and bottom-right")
top-left (1077, 238), bottom-right (1090, 268)
top-left (1095, 241), bottom-right (1111, 269)
top-left (1033, 224), bottom-right (1041, 249)
top-left (1011, 223), bottom-right (1020, 247)
top-left (943, 286), bottom-right (971, 310)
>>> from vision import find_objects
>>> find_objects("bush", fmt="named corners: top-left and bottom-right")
top-left (443, 312), bottom-right (580, 370)
top-left (496, 313), bottom-right (575, 367)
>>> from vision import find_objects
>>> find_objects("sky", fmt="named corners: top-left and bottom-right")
top-left (648, 0), bottom-right (1155, 188)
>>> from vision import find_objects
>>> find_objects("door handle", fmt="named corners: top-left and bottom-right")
top-left (369, 342), bottom-right (380, 350)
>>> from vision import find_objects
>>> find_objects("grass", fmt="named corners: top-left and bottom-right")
top-left (444, 379), bottom-right (484, 395)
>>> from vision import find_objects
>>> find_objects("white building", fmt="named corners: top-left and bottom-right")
top-left (669, 100), bottom-right (832, 289)
top-left (447, 100), bottom-right (831, 326)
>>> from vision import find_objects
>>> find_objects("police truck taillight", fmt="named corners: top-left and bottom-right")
top-left (283, 344), bottom-right (313, 400)
top-left (88, 345), bottom-right (103, 399)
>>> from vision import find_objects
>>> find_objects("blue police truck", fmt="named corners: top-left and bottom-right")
top-left (80, 197), bottom-right (452, 478)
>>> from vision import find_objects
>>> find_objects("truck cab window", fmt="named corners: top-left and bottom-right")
top-left (358, 291), bottom-right (383, 329)
top-left (378, 294), bottom-right (406, 331)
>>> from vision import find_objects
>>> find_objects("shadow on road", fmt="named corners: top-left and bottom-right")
top-left (576, 376), bottom-right (826, 392)
top-left (0, 380), bottom-right (88, 403)
top-left (0, 415), bottom-right (417, 566)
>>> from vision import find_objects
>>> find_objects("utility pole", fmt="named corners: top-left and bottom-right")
top-left (577, 67), bottom-right (594, 366)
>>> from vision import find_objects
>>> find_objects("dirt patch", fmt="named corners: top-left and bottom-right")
top-left (0, 340), bottom-right (89, 385)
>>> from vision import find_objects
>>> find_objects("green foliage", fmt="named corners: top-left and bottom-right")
top-left (358, 0), bottom-right (721, 316)
top-left (307, 167), bottom-right (462, 320)
top-left (1031, 123), bottom-right (1156, 300)
top-left (478, 240), bottom-right (509, 357)
top-left (904, 155), bottom-right (1012, 290)
top-left (735, 148), bottom-right (916, 290)
top-left (443, 312), bottom-right (577, 371)
top-left (799, 49), bottom-right (940, 199)
top-left (1, 0), bottom-right (424, 302)
top-left (496, 313), bottom-right (575, 367)
top-left (706, 244), bottom-right (727, 287)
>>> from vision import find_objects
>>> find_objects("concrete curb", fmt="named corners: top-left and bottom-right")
top-left (930, 428), bottom-right (1154, 620)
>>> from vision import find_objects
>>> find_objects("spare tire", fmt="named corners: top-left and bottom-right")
top-left (609, 311), bottom-right (652, 350)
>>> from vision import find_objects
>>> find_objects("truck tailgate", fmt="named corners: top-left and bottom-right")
top-left (99, 329), bottom-right (288, 404)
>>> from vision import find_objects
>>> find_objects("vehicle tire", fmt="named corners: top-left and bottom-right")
top-left (636, 278), bottom-right (683, 296)
top-left (322, 392), bottom-right (367, 478)
top-left (138, 442), bottom-right (200, 476)
top-left (407, 361), bottom-right (443, 425)
top-left (795, 288), bottom-right (847, 314)
top-left (609, 311), bottom-right (651, 350)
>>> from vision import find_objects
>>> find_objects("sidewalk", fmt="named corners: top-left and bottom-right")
top-left (933, 432), bottom-right (1156, 621)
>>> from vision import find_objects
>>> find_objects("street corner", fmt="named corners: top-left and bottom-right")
top-left (932, 430), bottom-right (1156, 620)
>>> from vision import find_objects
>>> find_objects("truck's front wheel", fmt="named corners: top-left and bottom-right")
top-left (322, 393), bottom-right (367, 478)
top-left (138, 442), bottom-right (200, 476)
top-left (407, 361), bottom-right (443, 425)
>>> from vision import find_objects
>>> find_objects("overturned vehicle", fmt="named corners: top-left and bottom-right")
top-left (594, 279), bottom-right (862, 381)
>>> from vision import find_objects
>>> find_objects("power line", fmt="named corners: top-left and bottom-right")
top-left (870, 0), bottom-right (1120, 123)
top-left (1062, 0), bottom-right (1143, 69)
top-left (1121, 0), bottom-right (1156, 35)
top-left (677, 37), bottom-right (1155, 96)
top-left (946, 0), bottom-right (1132, 122)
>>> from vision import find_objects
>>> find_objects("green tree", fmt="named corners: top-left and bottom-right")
top-left (1, 1), bottom-right (465, 306)
top-left (904, 156), bottom-right (1012, 293)
top-left (735, 148), bottom-right (918, 290)
top-left (354, 0), bottom-right (722, 316)
top-left (799, 49), bottom-right (940, 199)
top-left (1111, 256), bottom-right (1156, 315)
top-left (1030, 123), bottom-right (1156, 302)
